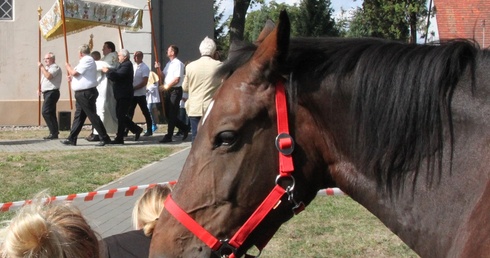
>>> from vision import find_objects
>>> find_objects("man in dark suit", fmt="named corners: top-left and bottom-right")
top-left (102, 49), bottom-right (143, 144)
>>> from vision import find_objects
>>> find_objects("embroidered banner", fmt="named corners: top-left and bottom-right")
top-left (39, 0), bottom-right (143, 40)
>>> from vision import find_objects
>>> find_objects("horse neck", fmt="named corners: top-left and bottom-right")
top-left (334, 105), bottom-right (490, 258)
top-left (329, 153), bottom-right (489, 257)
top-left (301, 70), bottom-right (490, 257)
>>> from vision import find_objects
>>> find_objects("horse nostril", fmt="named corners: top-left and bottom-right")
top-left (198, 246), bottom-right (203, 252)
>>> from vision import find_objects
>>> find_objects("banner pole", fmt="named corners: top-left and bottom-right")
top-left (118, 26), bottom-right (124, 49)
top-left (38, 6), bottom-right (43, 126)
top-left (59, 0), bottom-right (73, 110)
top-left (147, 0), bottom-right (166, 120)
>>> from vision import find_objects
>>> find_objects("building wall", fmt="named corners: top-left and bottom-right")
top-left (434, 0), bottom-right (490, 48)
top-left (159, 0), bottom-right (215, 64)
top-left (0, 0), bottom-right (214, 126)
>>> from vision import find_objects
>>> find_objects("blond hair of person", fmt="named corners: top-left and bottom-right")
top-left (0, 191), bottom-right (99, 258)
top-left (131, 184), bottom-right (172, 237)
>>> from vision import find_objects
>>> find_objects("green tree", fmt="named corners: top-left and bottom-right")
top-left (214, 0), bottom-right (226, 40)
top-left (296, 0), bottom-right (339, 37)
top-left (362, 0), bottom-right (428, 42)
top-left (407, 0), bottom-right (430, 43)
top-left (339, 7), bottom-right (371, 38)
top-left (214, 0), bottom-right (229, 59)
top-left (244, 1), bottom-right (301, 42)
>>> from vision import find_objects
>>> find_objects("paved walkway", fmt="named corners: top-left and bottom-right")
top-left (0, 132), bottom-right (190, 238)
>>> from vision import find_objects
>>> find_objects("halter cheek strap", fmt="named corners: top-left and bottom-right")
top-left (275, 81), bottom-right (295, 175)
top-left (164, 81), bottom-right (298, 257)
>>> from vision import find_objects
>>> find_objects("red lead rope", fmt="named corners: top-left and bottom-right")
top-left (163, 81), bottom-right (294, 257)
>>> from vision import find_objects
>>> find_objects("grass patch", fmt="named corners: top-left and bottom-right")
top-left (0, 147), bottom-right (175, 203)
top-left (0, 146), bottom-right (178, 221)
top-left (265, 197), bottom-right (418, 257)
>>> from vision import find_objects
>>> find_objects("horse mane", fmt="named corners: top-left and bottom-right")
top-left (217, 37), bottom-right (480, 192)
top-left (322, 38), bottom-right (479, 191)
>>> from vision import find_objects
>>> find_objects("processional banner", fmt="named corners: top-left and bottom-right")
top-left (39, 0), bottom-right (143, 40)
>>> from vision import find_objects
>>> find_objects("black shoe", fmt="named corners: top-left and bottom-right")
top-left (96, 136), bottom-right (112, 146)
top-left (134, 127), bottom-right (143, 141)
top-left (85, 133), bottom-right (100, 142)
top-left (159, 135), bottom-right (172, 143)
top-left (182, 128), bottom-right (189, 141)
top-left (61, 139), bottom-right (76, 146)
top-left (110, 139), bottom-right (124, 144)
top-left (44, 134), bottom-right (58, 140)
top-left (85, 133), bottom-right (93, 141)
top-left (143, 132), bottom-right (152, 137)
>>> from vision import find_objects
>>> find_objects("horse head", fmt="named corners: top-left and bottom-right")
top-left (149, 11), bottom-right (336, 257)
top-left (150, 8), bottom-right (490, 258)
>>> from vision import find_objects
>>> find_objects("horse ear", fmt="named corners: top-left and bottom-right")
top-left (252, 10), bottom-right (290, 73)
top-left (255, 19), bottom-right (275, 44)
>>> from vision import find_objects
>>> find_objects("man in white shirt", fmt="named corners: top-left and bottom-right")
top-left (62, 44), bottom-right (111, 146)
top-left (38, 52), bottom-right (62, 140)
top-left (128, 51), bottom-right (153, 136)
top-left (155, 45), bottom-right (190, 143)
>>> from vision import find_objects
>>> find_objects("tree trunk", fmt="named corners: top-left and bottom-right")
top-left (230, 0), bottom-right (251, 43)
top-left (409, 11), bottom-right (417, 44)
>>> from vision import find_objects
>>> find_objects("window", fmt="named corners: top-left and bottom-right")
top-left (0, 0), bottom-right (13, 21)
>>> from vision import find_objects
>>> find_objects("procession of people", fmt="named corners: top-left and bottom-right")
top-left (36, 32), bottom-right (222, 147)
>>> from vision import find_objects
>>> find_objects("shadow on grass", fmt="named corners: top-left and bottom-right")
top-left (0, 139), bottom-right (45, 145)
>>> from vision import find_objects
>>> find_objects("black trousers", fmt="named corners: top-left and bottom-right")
top-left (42, 89), bottom-right (60, 135)
top-left (115, 97), bottom-right (141, 141)
top-left (68, 87), bottom-right (109, 141)
top-left (128, 95), bottom-right (153, 131)
top-left (164, 87), bottom-right (188, 136)
top-left (69, 88), bottom-right (108, 140)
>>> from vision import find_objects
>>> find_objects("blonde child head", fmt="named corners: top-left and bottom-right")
top-left (0, 191), bottom-right (99, 258)
top-left (132, 184), bottom-right (172, 236)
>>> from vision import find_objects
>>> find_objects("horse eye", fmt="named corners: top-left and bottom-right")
top-left (215, 131), bottom-right (237, 148)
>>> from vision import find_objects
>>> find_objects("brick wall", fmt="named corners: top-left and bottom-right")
top-left (435, 0), bottom-right (490, 48)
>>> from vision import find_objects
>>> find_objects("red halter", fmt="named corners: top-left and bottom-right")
top-left (164, 81), bottom-right (301, 257)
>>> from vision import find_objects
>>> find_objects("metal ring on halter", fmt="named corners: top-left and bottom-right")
top-left (275, 133), bottom-right (294, 155)
top-left (275, 175), bottom-right (295, 192)
top-left (214, 239), bottom-right (237, 257)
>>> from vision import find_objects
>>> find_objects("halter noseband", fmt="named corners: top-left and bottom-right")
top-left (164, 81), bottom-right (302, 257)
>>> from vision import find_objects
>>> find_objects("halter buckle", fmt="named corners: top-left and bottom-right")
top-left (275, 133), bottom-right (294, 155)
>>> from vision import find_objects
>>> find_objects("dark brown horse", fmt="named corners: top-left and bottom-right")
top-left (150, 11), bottom-right (490, 258)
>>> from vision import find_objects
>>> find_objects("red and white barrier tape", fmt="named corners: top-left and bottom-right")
top-left (316, 188), bottom-right (345, 196)
top-left (1, 182), bottom-right (344, 213)
top-left (1, 181), bottom-right (177, 213)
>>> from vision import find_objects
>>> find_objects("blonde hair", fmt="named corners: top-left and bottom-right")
top-left (132, 184), bottom-right (172, 237)
top-left (0, 191), bottom-right (99, 258)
